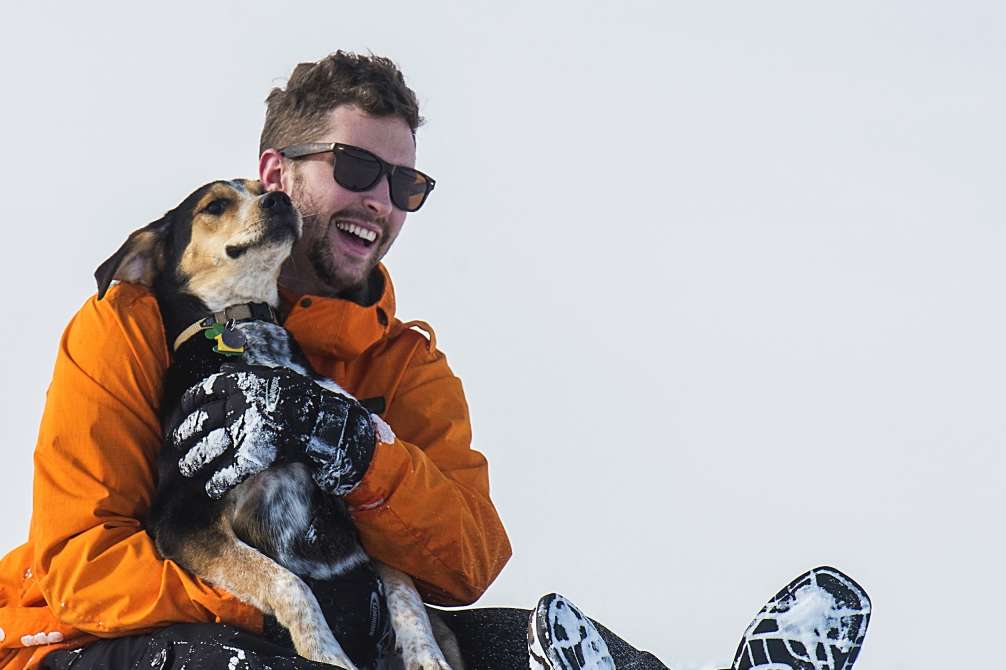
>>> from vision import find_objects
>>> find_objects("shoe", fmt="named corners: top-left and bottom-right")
top-left (731, 566), bottom-right (871, 670)
top-left (528, 593), bottom-right (616, 670)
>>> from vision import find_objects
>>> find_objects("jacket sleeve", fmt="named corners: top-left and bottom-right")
top-left (343, 330), bottom-right (512, 606)
top-left (29, 286), bottom-right (262, 637)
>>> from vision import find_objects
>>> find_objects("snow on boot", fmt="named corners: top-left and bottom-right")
top-left (528, 593), bottom-right (616, 670)
top-left (730, 566), bottom-right (871, 670)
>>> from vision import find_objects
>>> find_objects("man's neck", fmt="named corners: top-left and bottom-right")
top-left (278, 267), bottom-right (383, 307)
top-left (277, 271), bottom-right (342, 300)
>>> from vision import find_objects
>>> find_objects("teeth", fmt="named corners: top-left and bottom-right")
top-left (336, 222), bottom-right (377, 242)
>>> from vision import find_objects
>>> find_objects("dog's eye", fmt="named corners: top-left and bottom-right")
top-left (202, 199), bottom-right (230, 216)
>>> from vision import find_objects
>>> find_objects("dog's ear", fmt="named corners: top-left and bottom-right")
top-left (94, 215), bottom-right (171, 300)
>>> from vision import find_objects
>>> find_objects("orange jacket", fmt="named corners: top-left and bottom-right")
top-left (0, 264), bottom-right (511, 669)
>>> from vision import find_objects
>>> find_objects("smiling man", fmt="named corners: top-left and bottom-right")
top-left (265, 104), bottom-right (422, 298)
top-left (0, 52), bottom-right (679, 670)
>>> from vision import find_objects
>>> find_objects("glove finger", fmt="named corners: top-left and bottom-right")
top-left (170, 399), bottom-right (227, 452)
top-left (177, 426), bottom-right (233, 478)
top-left (204, 447), bottom-right (274, 500)
top-left (179, 373), bottom-right (233, 414)
top-left (230, 370), bottom-right (310, 421)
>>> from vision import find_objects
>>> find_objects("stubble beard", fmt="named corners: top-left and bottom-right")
top-left (287, 174), bottom-right (382, 296)
top-left (306, 216), bottom-right (350, 289)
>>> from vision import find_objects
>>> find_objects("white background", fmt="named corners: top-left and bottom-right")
top-left (1, 2), bottom-right (1003, 669)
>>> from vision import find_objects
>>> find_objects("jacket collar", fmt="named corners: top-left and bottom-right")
top-left (279, 263), bottom-right (396, 361)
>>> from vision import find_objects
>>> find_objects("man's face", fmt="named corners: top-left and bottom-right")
top-left (268, 105), bottom-right (416, 296)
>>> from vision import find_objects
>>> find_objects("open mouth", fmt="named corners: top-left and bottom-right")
top-left (335, 221), bottom-right (379, 250)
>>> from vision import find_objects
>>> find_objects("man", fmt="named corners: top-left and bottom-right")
top-left (0, 52), bottom-right (671, 669)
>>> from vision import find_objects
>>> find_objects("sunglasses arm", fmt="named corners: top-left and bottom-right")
top-left (278, 143), bottom-right (337, 159)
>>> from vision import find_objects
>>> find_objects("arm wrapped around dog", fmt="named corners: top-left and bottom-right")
top-left (26, 286), bottom-right (263, 642)
top-left (167, 364), bottom-right (376, 498)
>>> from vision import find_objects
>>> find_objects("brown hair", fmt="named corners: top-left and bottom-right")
top-left (259, 51), bottom-right (423, 155)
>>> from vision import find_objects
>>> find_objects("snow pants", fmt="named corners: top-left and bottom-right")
top-left (40, 609), bottom-right (669, 670)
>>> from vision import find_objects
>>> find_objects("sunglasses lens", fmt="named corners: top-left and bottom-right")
top-left (391, 169), bottom-right (431, 212)
top-left (329, 144), bottom-right (432, 211)
top-left (334, 147), bottom-right (383, 191)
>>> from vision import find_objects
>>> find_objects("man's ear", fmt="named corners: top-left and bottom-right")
top-left (94, 215), bottom-right (171, 300)
top-left (259, 149), bottom-right (287, 193)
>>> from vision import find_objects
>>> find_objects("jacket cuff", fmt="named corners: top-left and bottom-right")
top-left (343, 440), bottom-right (404, 512)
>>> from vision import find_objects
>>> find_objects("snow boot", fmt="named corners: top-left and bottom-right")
top-left (528, 593), bottom-right (616, 670)
top-left (730, 566), bottom-right (871, 670)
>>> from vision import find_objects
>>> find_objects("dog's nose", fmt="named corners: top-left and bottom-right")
top-left (259, 191), bottom-right (292, 210)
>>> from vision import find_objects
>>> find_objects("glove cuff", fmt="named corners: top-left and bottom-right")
top-left (308, 397), bottom-right (377, 495)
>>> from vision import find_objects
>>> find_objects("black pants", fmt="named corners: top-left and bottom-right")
top-left (435, 607), bottom-right (668, 670)
top-left (42, 609), bottom-right (668, 670)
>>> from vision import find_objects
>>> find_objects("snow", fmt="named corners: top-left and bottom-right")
top-left (223, 645), bottom-right (247, 670)
top-left (20, 631), bottom-right (63, 646)
top-left (200, 374), bottom-right (220, 395)
top-left (204, 402), bottom-right (278, 499)
top-left (174, 408), bottom-right (208, 442)
top-left (372, 414), bottom-right (395, 445)
top-left (775, 583), bottom-right (852, 654)
top-left (178, 427), bottom-right (229, 477)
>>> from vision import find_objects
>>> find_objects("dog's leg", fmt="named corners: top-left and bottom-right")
top-left (426, 610), bottom-right (466, 670)
top-left (174, 520), bottom-right (359, 670)
top-left (375, 561), bottom-right (458, 670)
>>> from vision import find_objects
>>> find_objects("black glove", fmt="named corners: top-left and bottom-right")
top-left (167, 364), bottom-right (376, 499)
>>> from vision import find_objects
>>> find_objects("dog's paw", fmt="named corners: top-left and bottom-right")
top-left (401, 640), bottom-right (453, 670)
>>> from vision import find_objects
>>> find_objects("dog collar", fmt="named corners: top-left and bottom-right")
top-left (172, 302), bottom-right (279, 353)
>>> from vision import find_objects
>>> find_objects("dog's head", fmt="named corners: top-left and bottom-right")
top-left (95, 179), bottom-right (301, 310)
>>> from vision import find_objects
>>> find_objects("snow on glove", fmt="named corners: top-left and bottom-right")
top-left (167, 364), bottom-right (376, 499)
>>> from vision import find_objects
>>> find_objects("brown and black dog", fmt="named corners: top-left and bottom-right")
top-left (94, 179), bottom-right (461, 670)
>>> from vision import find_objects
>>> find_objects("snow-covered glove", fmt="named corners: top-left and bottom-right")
top-left (166, 364), bottom-right (376, 499)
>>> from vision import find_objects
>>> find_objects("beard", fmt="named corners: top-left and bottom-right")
top-left (306, 225), bottom-right (342, 288)
top-left (305, 212), bottom-right (367, 289)
top-left (288, 173), bottom-right (389, 295)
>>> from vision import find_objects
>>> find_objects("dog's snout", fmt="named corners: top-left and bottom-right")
top-left (259, 191), bottom-right (292, 211)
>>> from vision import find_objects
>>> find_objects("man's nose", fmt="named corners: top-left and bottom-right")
top-left (361, 176), bottom-right (394, 217)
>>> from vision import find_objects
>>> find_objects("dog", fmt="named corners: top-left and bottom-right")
top-left (94, 179), bottom-right (463, 670)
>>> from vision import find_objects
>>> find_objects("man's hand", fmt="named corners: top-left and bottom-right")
top-left (166, 365), bottom-right (377, 499)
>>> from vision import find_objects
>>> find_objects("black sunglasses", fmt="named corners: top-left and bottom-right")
top-left (279, 142), bottom-right (436, 212)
